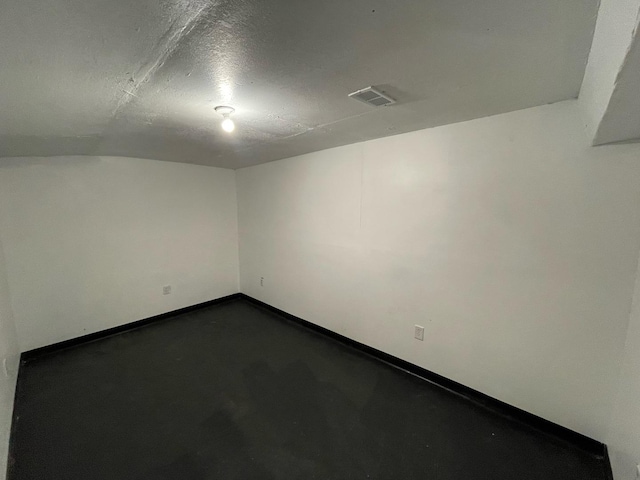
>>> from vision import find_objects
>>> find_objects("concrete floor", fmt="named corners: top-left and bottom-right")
top-left (9, 298), bottom-right (609, 479)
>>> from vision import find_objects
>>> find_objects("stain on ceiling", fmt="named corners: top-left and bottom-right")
top-left (0, 0), bottom-right (599, 168)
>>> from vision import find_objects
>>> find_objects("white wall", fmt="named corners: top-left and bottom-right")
top-left (579, 0), bottom-right (640, 142)
top-left (0, 236), bottom-right (19, 480)
top-left (0, 156), bottom-right (239, 351)
top-left (607, 253), bottom-right (640, 480)
top-left (237, 100), bottom-right (640, 441)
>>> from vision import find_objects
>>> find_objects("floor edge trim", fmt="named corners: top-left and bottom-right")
top-left (240, 293), bottom-right (609, 459)
top-left (20, 293), bottom-right (242, 363)
top-left (17, 291), bottom-right (611, 465)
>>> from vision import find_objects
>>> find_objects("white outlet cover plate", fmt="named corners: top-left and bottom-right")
top-left (414, 325), bottom-right (425, 341)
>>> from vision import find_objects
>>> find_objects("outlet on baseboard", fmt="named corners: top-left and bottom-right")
top-left (260, 277), bottom-right (264, 287)
top-left (163, 285), bottom-right (172, 295)
top-left (414, 325), bottom-right (425, 341)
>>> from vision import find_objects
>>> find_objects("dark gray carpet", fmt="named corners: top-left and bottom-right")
top-left (9, 298), bottom-right (609, 479)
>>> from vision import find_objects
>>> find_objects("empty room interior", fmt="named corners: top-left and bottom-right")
top-left (2, 0), bottom-right (640, 478)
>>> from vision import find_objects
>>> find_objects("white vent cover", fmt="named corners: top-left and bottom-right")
top-left (348, 86), bottom-right (396, 107)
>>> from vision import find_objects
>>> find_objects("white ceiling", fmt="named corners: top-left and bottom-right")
top-left (0, 0), bottom-right (599, 168)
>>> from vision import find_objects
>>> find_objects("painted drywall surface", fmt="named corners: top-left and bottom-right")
top-left (579, 0), bottom-right (640, 142)
top-left (237, 100), bottom-right (640, 441)
top-left (607, 253), bottom-right (640, 480)
top-left (593, 15), bottom-right (640, 146)
top-left (0, 156), bottom-right (239, 351)
top-left (0, 238), bottom-right (19, 480)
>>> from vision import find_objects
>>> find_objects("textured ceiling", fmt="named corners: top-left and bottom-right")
top-left (0, 0), bottom-right (599, 168)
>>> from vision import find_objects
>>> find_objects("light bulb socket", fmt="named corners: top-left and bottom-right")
top-left (215, 106), bottom-right (235, 116)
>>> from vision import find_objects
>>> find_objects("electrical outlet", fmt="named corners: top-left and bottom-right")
top-left (414, 325), bottom-right (425, 341)
top-left (163, 285), bottom-right (172, 295)
top-left (260, 277), bottom-right (264, 287)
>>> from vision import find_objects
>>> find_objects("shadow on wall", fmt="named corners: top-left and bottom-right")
top-left (0, 236), bottom-right (20, 480)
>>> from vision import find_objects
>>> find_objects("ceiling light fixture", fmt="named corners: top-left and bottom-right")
top-left (215, 106), bottom-right (235, 133)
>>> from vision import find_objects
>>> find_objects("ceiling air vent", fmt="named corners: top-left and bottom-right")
top-left (348, 86), bottom-right (396, 107)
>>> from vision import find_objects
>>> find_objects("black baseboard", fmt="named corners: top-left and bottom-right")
top-left (21, 293), bottom-right (242, 363)
top-left (18, 291), bottom-right (609, 462)
top-left (239, 294), bottom-right (608, 459)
